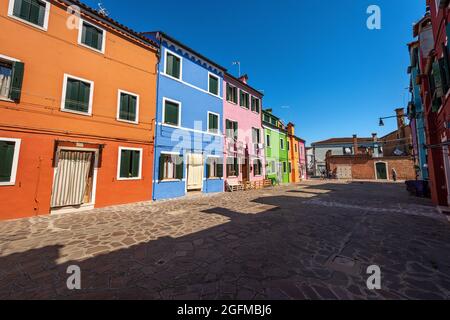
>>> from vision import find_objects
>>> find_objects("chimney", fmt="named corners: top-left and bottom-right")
top-left (353, 134), bottom-right (358, 155)
top-left (265, 108), bottom-right (273, 114)
top-left (239, 74), bottom-right (248, 84)
top-left (287, 122), bottom-right (295, 136)
top-left (395, 108), bottom-right (405, 130)
top-left (372, 133), bottom-right (378, 142)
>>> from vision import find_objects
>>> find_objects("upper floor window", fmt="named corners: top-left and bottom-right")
top-left (287, 140), bottom-right (290, 151)
top-left (294, 144), bottom-right (298, 153)
top-left (266, 134), bottom-right (271, 147)
top-left (240, 90), bottom-right (249, 109)
top-left (0, 138), bottom-right (21, 186)
top-left (226, 119), bottom-right (238, 140)
top-left (343, 147), bottom-right (353, 155)
top-left (263, 114), bottom-right (270, 123)
top-left (226, 83), bottom-right (238, 103)
top-left (0, 56), bottom-right (24, 102)
top-left (251, 96), bottom-right (260, 113)
top-left (79, 20), bottom-right (106, 53)
top-left (117, 90), bottom-right (139, 124)
top-left (8, 0), bottom-right (50, 31)
top-left (208, 73), bottom-right (219, 96)
top-left (165, 50), bottom-right (181, 80)
top-left (280, 138), bottom-right (285, 150)
top-left (208, 112), bottom-right (219, 134)
top-left (163, 98), bottom-right (181, 127)
top-left (61, 74), bottom-right (94, 116)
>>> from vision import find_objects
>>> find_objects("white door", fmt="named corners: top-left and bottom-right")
top-left (187, 154), bottom-right (203, 191)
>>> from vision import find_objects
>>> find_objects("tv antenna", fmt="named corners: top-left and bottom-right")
top-left (232, 61), bottom-right (241, 77)
top-left (98, 2), bottom-right (109, 16)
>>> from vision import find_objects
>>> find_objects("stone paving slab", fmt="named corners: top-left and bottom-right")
top-left (0, 180), bottom-right (449, 300)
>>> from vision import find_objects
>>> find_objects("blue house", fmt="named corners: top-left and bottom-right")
top-left (142, 32), bottom-right (226, 200)
top-left (408, 40), bottom-right (428, 180)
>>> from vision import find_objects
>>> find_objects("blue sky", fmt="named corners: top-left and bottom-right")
top-left (84, 0), bottom-right (424, 145)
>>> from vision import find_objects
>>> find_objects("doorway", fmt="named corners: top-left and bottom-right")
top-left (241, 157), bottom-right (249, 182)
top-left (375, 162), bottom-right (388, 180)
top-left (51, 148), bottom-right (98, 213)
top-left (186, 153), bottom-right (203, 191)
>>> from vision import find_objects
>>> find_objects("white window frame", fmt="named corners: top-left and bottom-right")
top-left (0, 137), bottom-right (21, 186)
top-left (0, 54), bottom-right (21, 102)
top-left (77, 19), bottom-right (107, 54)
top-left (164, 49), bottom-right (183, 81)
top-left (207, 155), bottom-right (221, 179)
top-left (162, 97), bottom-right (182, 128)
top-left (253, 158), bottom-right (263, 177)
top-left (61, 73), bottom-right (94, 116)
top-left (239, 89), bottom-right (250, 109)
top-left (226, 83), bottom-right (237, 104)
top-left (208, 72), bottom-right (220, 97)
top-left (8, 0), bottom-right (51, 31)
top-left (116, 89), bottom-right (140, 124)
top-left (117, 147), bottom-right (143, 181)
top-left (266, 134), bottom-right (271, 148)
top-left (207, 111), bottom-right (220, 134)
top-left (251, 96), bottom-right (261, 114)
top-left (226, 156), bottom-right (239, 178)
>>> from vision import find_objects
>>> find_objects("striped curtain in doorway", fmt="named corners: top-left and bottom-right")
top-left (51, 151), bottom-right (93, 208)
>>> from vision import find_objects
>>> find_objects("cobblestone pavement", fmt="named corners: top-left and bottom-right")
top-left (1, 180), bottom-right (450, 300)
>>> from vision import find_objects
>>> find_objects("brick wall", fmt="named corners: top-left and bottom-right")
top-left (327, 155), bottom-right (416, 180)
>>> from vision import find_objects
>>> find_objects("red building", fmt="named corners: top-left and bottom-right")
top-left (419, 1), bottom-right (450, 211)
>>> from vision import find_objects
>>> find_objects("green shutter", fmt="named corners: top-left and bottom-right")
top-left (206, 160), bottom-right (210, 178)
top-left (176, 157), bottom-right (183, 179)
top-left (433, 60), bottom-right (444, 98)
top-left (164, 101), bottom-right (179, 125)
top-left (10, 62), bottom-right (24, 102)
top-left (0, 141), bottom-right (15, 182)
top-left (439, 58), bottom-right (449, 94)
top-left (159, 155), bottom-right (166, 180)
top-left (120, 150), bottom-right (131, 178)
top-left (217, 163), bottom-right (223, 178)
top-left (131, 151), bottom-right (140, 177)
top-left (209, 75), bottom-right (218, 95)
top-left (129, 95), bottom-right (137, 121)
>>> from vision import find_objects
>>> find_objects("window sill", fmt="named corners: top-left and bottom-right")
top-left (117, 118), bottom-right (139, 125)
top-left (117, 177), bottom-right (142, 181)
top-left (8, 14), bottom-right (48, 32)
top-left (78, 42), bottom-right (105, 55)
top-left (61, 108), bottom-right (92, 117)
top-left (207, 177), bottom-right (223, 180)
top-left (0, 97), bottom-right (14, 103)
top-left (159, 179), bottom-right (182, 183)
top-left (0, 182), bottom-right (15, 187)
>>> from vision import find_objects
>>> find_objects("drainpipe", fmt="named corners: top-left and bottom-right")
top-left (152, 33), bottom-right (162, 201)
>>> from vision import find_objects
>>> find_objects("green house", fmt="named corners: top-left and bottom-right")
top-left (262, 109), bottom-right (290, 184)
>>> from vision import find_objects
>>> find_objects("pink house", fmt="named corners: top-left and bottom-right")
top-left (223, 73), bottom-right (265, 187)
top-left (298, 139), bottom-right (307, 180)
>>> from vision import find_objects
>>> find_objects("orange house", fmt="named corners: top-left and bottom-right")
top-left (287, 123), bottom-right (301, 183)
top-left (0, 0), bottom-right (158, 220)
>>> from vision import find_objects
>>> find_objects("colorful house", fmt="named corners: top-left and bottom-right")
top-left (298, 139), bottom-right (307, 180)
top-left (262, 109), bottom-right (289, 184)
top-left (0, 0), bottom-right (158, 220)
top-left (287, 123), bottom-right (302, 183)
top-left (408, 18), bottom-right (431, 182)
top-left (223, 73), bottom-right (265, 188)
top-left (142, 32), bottom-right (226, 200)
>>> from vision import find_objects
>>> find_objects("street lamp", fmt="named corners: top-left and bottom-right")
top-left (378, 114), bottom-right (407, 127)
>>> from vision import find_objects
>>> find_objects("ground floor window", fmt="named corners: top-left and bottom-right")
top-left (270, 160), bottom-right (276, 173)
top-left (226, 157), bottom-right (239, 177)
top-left (118, 147), bottom-right (142, 180)
top-left (0, 138), bottom-right (21, 185)
top-left (206, 157), bottom-right (223, 178)
top-left (159, 153), bottom-right (183, 181)
top-left (253, 159), bottom-right (262, 176)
